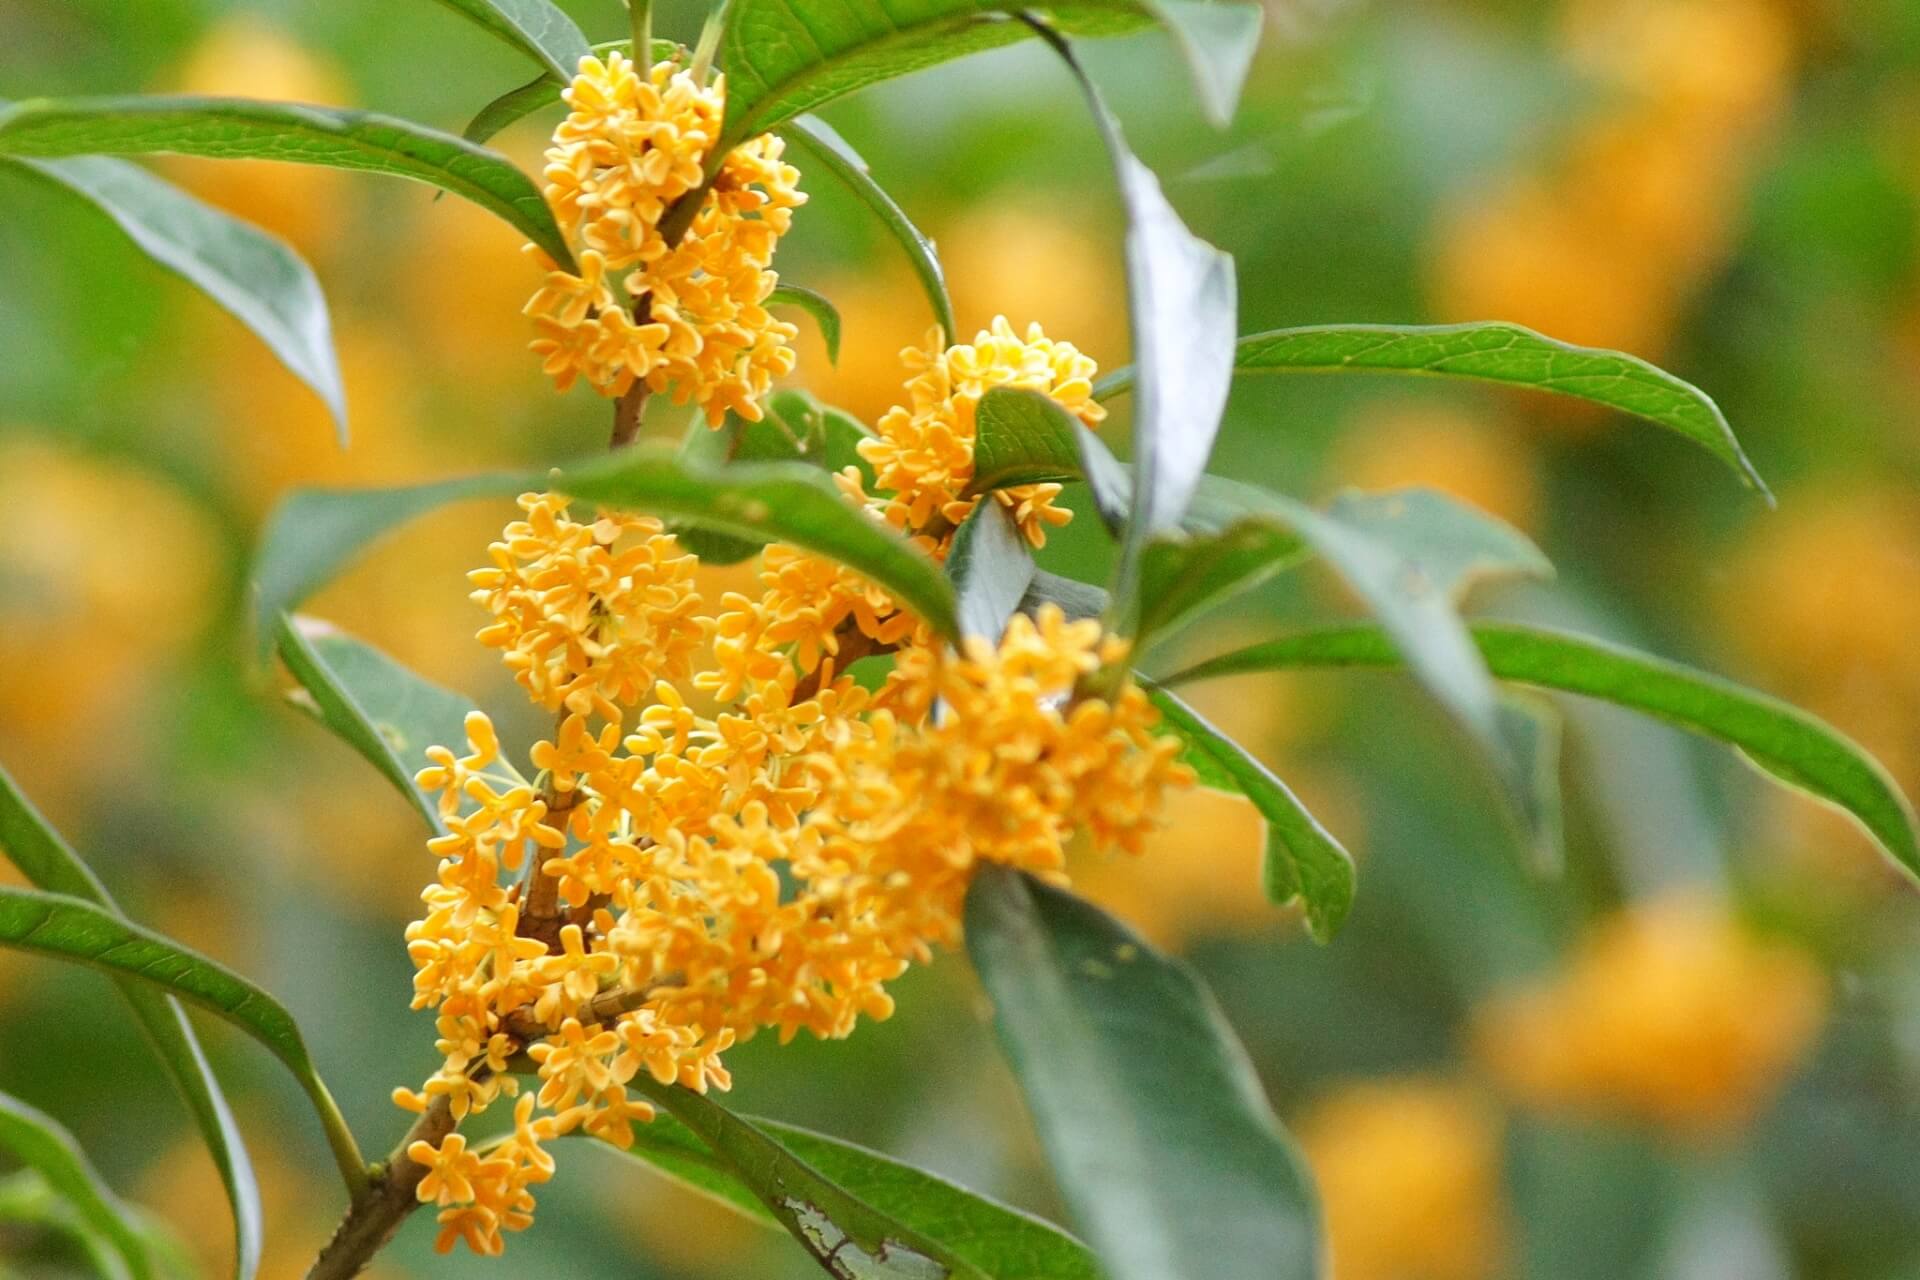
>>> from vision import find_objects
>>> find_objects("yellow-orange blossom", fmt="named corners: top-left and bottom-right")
top-left (400, 55), bottom-right (1186, 1260)
top-left (525, 51), bottom-right (804, 423)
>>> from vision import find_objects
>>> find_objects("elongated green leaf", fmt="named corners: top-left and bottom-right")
top-left (0, 886), bottom-right (364, 1192)
top-left (250, 470), bottom-right (519, 660)
top-left (1142, 683), bottom-right (1354, 939)
top-left (563, 447), bottom-right (959, 642)
top-left (463, 71), bottom-right (568, 144)
top-left (427, 0), bottom-right (591, 80)
top-left (0, 1091), bottom-right (151, 1280)
top-left (769, 282), bottom-right (842, 364)
top-left (606, 1112), bottom-right (1101, 1279)
top-left (1094, 322), bottom-right (1768, 496)
top-left (0, 96), bottom-right (571, 267)
top-left (671, 390), bottom-right (875, 564)
top-left (1026, 26), bottom-right (1235, 626)
top-left (966, 868), bottom-right (1321, 1280)
top-left (1165, 622), bottom-right (1920, 882)
top-left (276, 617), bottom-right (489, 837)
top-left (629, 1080), bottom-right (988, 1278)
top-left (716, 0), bottom-right (1260, 147)
top-left (0, 766), bottom-right (262, 1280)
top-left (947, 501), bottom-right (1035, 642)
top-left (252, 447), bottom-right (959, 656)
top-left (5, 155), bottom-right (345, 442)
top-left (782, 116), bottom-right (956, 342)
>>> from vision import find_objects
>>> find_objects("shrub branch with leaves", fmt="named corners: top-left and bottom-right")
top-left (0, 2), bottom-right (1915, 1279)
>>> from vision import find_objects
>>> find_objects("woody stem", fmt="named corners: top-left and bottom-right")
top-left (303, 1081), bottom-right (473, 1280)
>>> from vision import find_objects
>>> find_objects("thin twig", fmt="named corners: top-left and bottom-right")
top-left (500, 982), bottom-right (669, 1043)
top-left (303, 1078), bottom-right (480, 1280)
top-left (791, 626), bottom-right (887, 704)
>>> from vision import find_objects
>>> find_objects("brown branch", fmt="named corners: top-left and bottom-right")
top-left (610, 379), bottom-right (652, 449)
top-left (499, 982), bottom-right (668, 1043)
top-left (791, 626), bottom-right (887, 704)
top-left (303, 1077), bottom-right (480, 1280)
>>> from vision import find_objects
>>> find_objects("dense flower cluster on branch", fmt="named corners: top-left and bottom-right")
top-left (525, 52), bottom-right (804, 423)
top-left (398, 315), bottom-right (1185, 1252)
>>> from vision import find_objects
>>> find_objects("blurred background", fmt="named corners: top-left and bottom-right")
top-left (5, 0), bottom-right (1920, 1276)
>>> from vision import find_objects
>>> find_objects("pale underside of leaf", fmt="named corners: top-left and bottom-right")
top-left (4, 155), bottom-right (346, 443)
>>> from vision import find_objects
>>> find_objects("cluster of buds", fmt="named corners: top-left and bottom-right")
top-left (525, 52), bottom-right (804, 424)
top-left (394, 321), bottom-right (1188, 1254)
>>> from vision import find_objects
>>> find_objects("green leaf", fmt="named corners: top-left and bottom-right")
top-left (0, 766), bottom-right (263, 1280)
top-left (1236, 487), bottom-right (1555, 859)
top-left (0, 1091), bottom-right (153, 1280)
top-left (1141, 683), bottom-right (1355, 939)
top-left (1164, 622), bottom-right (1920, 883)
top-left (1134, 518), bottom-right (1305, 651)
top-left (562, 447), bottom-right (959, 642)
top-left (965, 868), bottom-right (1321, 1280)
top-left (0, 96), bottom-right (572, 268)
top-left (715, 0), bottom-right (1261, 147)
top-left (671, 391), bottom-right (875, 564)
top-left (276, 616), bottom-right (490, 837)
top-left (251, 447), bottom-right (959, 656)
top-left (426, 0), bottom-right (591, 80)
top-left (966, 387), bottom-right (1092, 493)
top-left (781, 116), bottom-right (957, 342)
top-left (606, 1112), bottom-right (1101, 1279)
top-left (1094, 322), bottom-right (1769, 497)
top-left (1028, 27), bottom-right (1236, 626)
top-left (947, 501), bottom-right (1036, 642)
top-left (0, 1170), bottom-right (133, 1280)
top-left (628, 1080), bottom-right (989, 1278)
top-left (5, 155), bottom-right (345, 443)
top-left (250, 470), bottom-right (520, 661)
top-left (1322, 487), bottom-right (1555, 600)
top-left (463, 71), bottom-right (567, 144)
top-left (1020, 570), bottom-right (1107, 622)
top-left (769, 282), bottom-right (842, 364)
top-left (0, 886), bottom-right (365, 1195)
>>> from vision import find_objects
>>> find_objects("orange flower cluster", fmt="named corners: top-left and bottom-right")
top-left (858, 317), bottom-right (1105, 548)
top-left (396, 474), bottom-right (1187, 1251)
top-left (525, 52), bottom-right (804, 423)
top-left (1474, 894), bottom-right (1827, 1140)
top-left (715, 319), bottom-right (1110, 696)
